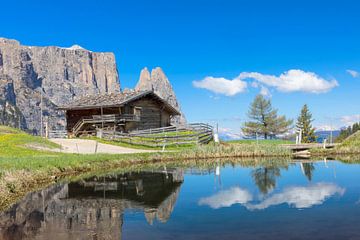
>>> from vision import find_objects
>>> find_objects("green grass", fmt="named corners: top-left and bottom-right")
top-left (0, 126), bottom-right (60, 159)
top-left (179, 142), bottom-right (292, 159)
top-left (311, 131), bottom-right (360, 155)
top-left (227, 139), bottom-right (294, 145)
top-left (84, 136), bottom-right (159, 150)
top-left (336, 131), bottom-right (360, 153)
top-left (93, 137), bottom-right (196, 150)
top-left (0, 126), bottom-right (160, 171)
top-left (0, 125), bottom-right (22, 135)
top-left (82, 135), bottom-right (196, 150)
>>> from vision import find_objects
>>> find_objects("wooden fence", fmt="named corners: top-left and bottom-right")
top-left (102, 123), bottom-right (214, 148)
top-left (48, 130), bottom-right (68, 139)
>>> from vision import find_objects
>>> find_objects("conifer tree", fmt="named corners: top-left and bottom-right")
top-left (242, 95), bottom-right (293, 139)
top-left (296, 104), bottom-right (316, 143)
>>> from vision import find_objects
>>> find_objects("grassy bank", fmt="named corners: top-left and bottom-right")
top-left (0, 125), bottom-right (293, 210)
top-left (311, 131), bottom-right (360, 156)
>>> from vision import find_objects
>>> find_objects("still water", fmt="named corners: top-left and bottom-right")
top-left (1, 159), bottom-right (360, 240)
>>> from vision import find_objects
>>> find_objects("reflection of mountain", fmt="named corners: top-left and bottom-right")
top-left (0, 169), bottom-right (183, 240)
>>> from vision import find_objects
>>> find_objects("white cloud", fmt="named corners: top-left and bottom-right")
top-left (218, 127), bottom-right (243, 140)
top-left (194, 69), bottom-right (338, 96)
top-left (246, 183), bottom-right (345, 210)
top-left (239, 69), bottom-right (338, 93)
top-left (315, 125), bottom-right (339, 131)
top-left (260, 85), bottom-right (272, 97)
top-left (346, 69), bottom-right (359, 78)
top-left (198, 187), bottom-right (253, 209)
top-left (340, 114), bottom-right (360, 126)
top-left (193, 76), bottom-right (247, 96)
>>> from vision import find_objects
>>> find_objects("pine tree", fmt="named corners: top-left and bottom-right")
top-left (336, 122), bottom-right (360, 142)
top-left (242, 95), bottom-right (293, 139)
top-left (296, 104), bottom-right (316, 143)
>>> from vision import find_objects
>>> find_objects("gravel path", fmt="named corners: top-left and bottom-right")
top-left (48, 139), bottom-right (156, 154)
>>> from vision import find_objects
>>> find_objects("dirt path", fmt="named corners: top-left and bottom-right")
top-left (48, 139), bottom-right (156, 154)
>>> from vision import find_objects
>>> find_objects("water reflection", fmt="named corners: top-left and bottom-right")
top-left (198, 187), bottom-right (253, 209)
top-left (246, 183), bottom-right (345, 210)
top-left (251, 166), bottom-right (281, 195)
top-left (1, 160), bottom-right (357, 240)
top-left (300, 162), bottom-right (315, 181)
top-left (199, 183), bottom-right (345, 210)
top-left (0, 169), bottom-right (184, 240)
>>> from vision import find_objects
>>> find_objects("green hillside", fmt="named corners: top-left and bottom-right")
top-left (0, 125), bottom-right (60, 158)
top-left (336, 130), bottom-right (360, 152)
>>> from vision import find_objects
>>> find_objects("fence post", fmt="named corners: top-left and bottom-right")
top-left (95, 141), bottom-right (98, 154)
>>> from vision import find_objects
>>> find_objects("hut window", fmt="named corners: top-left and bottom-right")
top-left (134, 107), bottom-right (142, 117)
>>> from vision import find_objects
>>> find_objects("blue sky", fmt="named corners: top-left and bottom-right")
top-left (1, 0), bottom-right (360, 136)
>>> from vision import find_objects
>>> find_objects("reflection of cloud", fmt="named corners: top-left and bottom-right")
top-left (199, 187), bottom-right (253, 209)
top-left (199, 183), bottom-right (345, 210)
top-left (246, 183), bottom-right (345, 210)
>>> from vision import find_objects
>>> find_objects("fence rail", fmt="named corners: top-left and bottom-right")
top-left (102, 123), bottom-right (214, 148)
top-left (48, 130), bottom-right (68, 139)
top-left (72, 114), bottom-right (141, 136)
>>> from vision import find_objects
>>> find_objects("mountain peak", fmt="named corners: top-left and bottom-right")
top-left (0, 37), bottom-right (20, 46)
top-left (66, 44), bottom-right (87, 51)
top-left (135, 67), bottom-right (186, 125)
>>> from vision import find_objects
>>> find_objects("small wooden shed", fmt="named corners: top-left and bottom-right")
top-left (58, 90), bottom-right (180, 136)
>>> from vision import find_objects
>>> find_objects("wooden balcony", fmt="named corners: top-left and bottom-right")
top-left (72, 114), bottom-right (141, 136)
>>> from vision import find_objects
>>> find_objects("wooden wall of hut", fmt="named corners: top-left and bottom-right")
top-left (126, 97), bottom-right (173, 131)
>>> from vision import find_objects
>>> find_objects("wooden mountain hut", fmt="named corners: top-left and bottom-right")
top-left (58, 90), bottom-right (180, 136)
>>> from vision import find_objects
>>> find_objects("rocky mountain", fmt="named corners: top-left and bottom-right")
top-left (135, 67), bottom-right (186, 125)
top-left (0, 37), bottom-right (120, 134)
top-left (0, 37), bottom-right (186, 134)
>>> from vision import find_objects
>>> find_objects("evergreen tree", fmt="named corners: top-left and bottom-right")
top-left (242, 95), bottom-right (293, 139)
top-left (336, 121), bottom-right (360, 142)
top-left (296, 104), bottom-right (316, 143)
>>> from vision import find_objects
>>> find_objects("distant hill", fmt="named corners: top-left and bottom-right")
top-left (315, 130), bottom-right (340, 143)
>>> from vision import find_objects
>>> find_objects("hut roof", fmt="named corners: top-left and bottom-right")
top-left (58, 90), bottom-right (181, 115)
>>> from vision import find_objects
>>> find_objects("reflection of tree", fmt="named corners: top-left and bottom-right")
top-left (302, 163), bottom-right (315, 181)
top-left (252, 167), bottom-right (281, 195)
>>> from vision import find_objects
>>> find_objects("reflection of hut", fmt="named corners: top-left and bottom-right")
top-left (0, 170), bottom-right (184, 240)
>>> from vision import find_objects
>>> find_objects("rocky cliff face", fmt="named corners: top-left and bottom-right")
top-left (0, 38), bottom-right (120, 134)
top-left (135, 67), bottom-right (186, 125)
